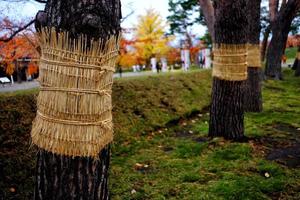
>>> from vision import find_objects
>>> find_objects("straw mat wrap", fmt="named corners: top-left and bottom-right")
top-left (247, 44), bottom-right (261, 68)
top-left (31, 29), bottom-right (120, 157)
top-left (212, 44), bottom-right (247, 81)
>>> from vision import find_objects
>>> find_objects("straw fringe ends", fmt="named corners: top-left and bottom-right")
top-left (31, 28), bottom-right (119, 158)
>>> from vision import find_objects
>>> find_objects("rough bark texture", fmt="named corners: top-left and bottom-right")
top-left (244, 68), bottom-right (263, 111)
top-left (244, 0), bottom-right (262, 112)
top-left (265, 0), bottom-right (300, 80)
top-left (33, 0), bottom-right (121, 199)
top-left (294, 46), bottom-right (300, 76)
top-left (208, 0), bottom-right (247, 140)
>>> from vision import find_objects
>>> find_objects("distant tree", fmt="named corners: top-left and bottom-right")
top-left (290, 14), bottom-right (300, 35)
top-left (118, 37), bottom-right (139, 68)
top-left (265, 0), bottom-right (300, 79)
top-left (260, 4), bottom-right (271, 62)
top-left (294, 46), bottom-right (300, 76)
top-left (134, 9), bottom-right (172, 66)
top-left (209, 0), bottom-right (248, 140)
top-left (167, 0), bottom-right (202, 46)
top-left (166, 47), bottom-right (181, 66)
top-left (199, 31), bottom-right (212, 47)
top-left (0, 18), bottom-right (39, 81)
top-left (197, 0), bottom-right (215, 41)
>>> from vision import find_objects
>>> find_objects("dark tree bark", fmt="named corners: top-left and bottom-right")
top-left (244, 0), bottom-right (263, 112)
top-left (208, 0), bottom-right (247, 140)
top-left (294, 46), bottom-right (300, 76)
top-left (261, 25), bottom-right (270, 62)
top-left (33, 0), bottom-right (121, 199)
top-left (265, 0), bottom-right (300, 80)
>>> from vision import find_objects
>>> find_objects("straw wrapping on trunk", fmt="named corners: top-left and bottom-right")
top-left (247, 44), bottom-right (261, 68)
top-left (212, 44), bottom-right (247, 81)
top-left (31, 28), bottom-right (120, 157)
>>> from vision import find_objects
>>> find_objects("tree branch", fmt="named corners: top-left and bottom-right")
top-left (34, 0), bottom-right (47, 3)
top-left (198, 0), bottom-right (215, 41)
top-left (121, 10), bottom-right (134, 23)
top-left (0, 19), bottom-right (35, 42)
top-left (0, 0), bottom-right (46, 2)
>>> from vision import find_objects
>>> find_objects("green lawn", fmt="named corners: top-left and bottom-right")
top-left (285, 47), bottom-right (298, 64)
top-left (285, 47), bottom-right (297, 60)
top-left (1, 69), bottom-right (300, 199)
top-left (110, 70), bottom-right (300, 200)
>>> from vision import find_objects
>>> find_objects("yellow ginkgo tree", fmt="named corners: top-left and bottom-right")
top-left (134, 9), bottom-right (173, 66)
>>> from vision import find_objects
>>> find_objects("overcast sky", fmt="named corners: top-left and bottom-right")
top-left (0, 0), bottom-right (206, 37)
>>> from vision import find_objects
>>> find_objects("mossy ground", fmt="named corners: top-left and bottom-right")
top-left (285, 47), bottom-right (297, 63)
top-left (1, 69), bottom-right (300, 200)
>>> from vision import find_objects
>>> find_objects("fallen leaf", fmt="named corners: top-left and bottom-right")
top-left (131, 189), bottom-right (137, 194)
top-left (264, 172), bottom-right (270, 178)
top-left (134, 163), bottom-right (144, 170)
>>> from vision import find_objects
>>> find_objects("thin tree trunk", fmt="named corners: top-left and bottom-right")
top-left (244, 0), bottom-right (263, 112)
top-left (33, 0), bottom-right (121, 199)
top-left (261, 26), bottom-right (270, 62)
top-left (294, 46), bottom-right (300, 76)
top-left (208, 0), bottom-right (247, 140)
top-left (265, 0), bottom-right (300, 80)
top-left (198, 0), bottom-right (215, 42)
top-left (265, 25), bottom-right (288, 80)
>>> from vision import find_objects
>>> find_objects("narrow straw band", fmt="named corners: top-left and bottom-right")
top-left (247, 44), bottom-right (261, 68)
top-left (212, 43), bottom-right (248, 81)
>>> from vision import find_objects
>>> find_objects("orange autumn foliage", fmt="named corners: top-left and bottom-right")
top-left (0, 18), bottom-right (39, 76)
top-left (0, 34), bottom-right (39, 75)
top-left (167, 48), bottom-right (181, 65)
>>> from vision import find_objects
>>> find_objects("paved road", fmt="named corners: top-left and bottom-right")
top-left (0, 71), bottom-right (164, 93)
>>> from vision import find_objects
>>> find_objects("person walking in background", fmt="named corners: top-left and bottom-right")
top-left (118, 66), bottom-right (123, 78)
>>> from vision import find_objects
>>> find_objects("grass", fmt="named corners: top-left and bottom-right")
top-left (285, 47), bottom-right (297, 60)
top-left (1, 69), bottom-right (300, 199)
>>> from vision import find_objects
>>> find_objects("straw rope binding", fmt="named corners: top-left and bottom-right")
top-left (31, 28), bottom-right (120, 157)
top-left (297, 52), bottom-right (300, 59)
top-left (212, 43), bottom-right (247, 81)
top-left (247, 44), bottom-right (261, 68)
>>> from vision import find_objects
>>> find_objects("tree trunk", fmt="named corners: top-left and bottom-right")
top-left (208, 0), bottom-right (247, 140)
top-left (33, 0), bottom-right (121, 199)
top-left (264, 26), bottom-right (287, 80)
top-left (261, 25), bottom-right (270, 62)
top-left (198, 0), bottom-right (215, 42)
top-left (294, 46), bottom-right (300, 76)
top-left (244, 0), bottom-right (263, 112)
top-left (265, 0), bottom-right (300, 80)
